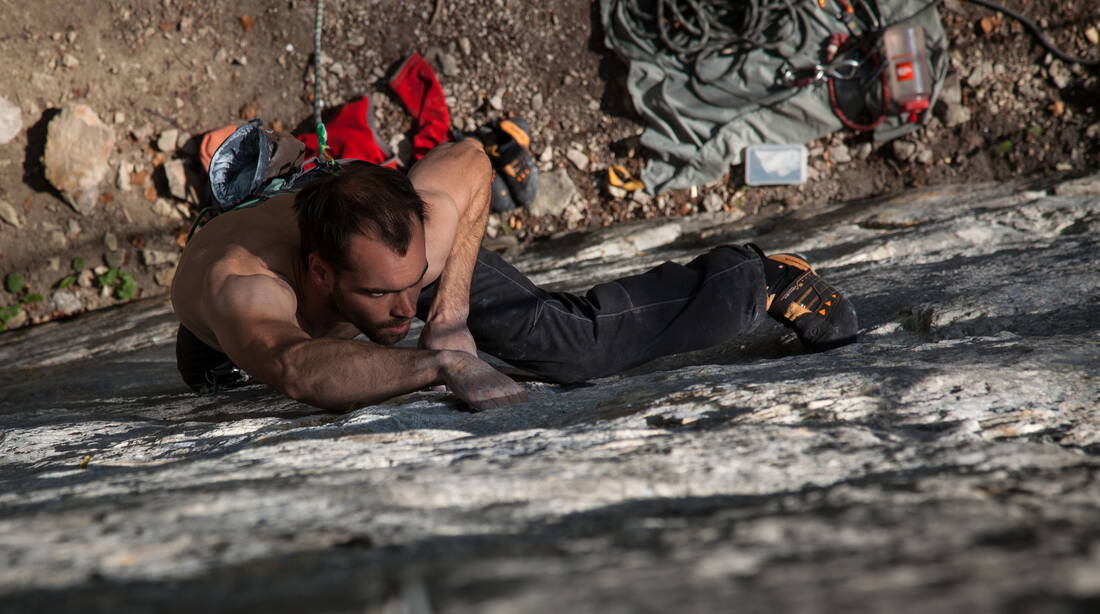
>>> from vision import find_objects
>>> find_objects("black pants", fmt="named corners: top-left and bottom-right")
top-left (177, 244), bottom-right (766, 388)
top-left (418, 244), bottom-right (765, 383)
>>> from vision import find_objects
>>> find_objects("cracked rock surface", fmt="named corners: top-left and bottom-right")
top-left (1, 177), bottom-right (1098, 613)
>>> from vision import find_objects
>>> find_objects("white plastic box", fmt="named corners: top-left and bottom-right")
top-left (744, 144), bottom-right (808, 186)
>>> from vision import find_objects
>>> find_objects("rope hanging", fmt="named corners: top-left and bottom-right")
top-left (312, 0), bottom-right (337, 167)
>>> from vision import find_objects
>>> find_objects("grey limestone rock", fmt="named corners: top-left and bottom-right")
top-left (1, 177), bottom-right (1098, 613)
top-left (528, 168), bottom-right (578, 218)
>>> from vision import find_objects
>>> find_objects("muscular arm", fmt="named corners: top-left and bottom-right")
top-left (196, 271), bottom-right (524, 411)
top-left (407, 140), bottom-right (492, 353)
top-left (205, 273), bottom-right (450, 411)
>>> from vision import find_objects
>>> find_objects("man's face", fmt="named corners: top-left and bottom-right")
top-left (328, 223), bottom-right (428, 345)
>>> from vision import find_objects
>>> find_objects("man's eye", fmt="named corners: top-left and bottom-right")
top-left (368, 292), bottom-right (386, 298)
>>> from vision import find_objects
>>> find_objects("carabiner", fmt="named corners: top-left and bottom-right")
top-left (824, 59), bottom-right (861, 80)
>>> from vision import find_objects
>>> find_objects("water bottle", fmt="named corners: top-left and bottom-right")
top-left (882, 24), bottom-right (932, 123)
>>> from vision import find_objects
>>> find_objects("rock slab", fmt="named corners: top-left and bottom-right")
top-left (42, 105), bottom-right (115, 215)
top-left (0, 178), bottom-right (1099, 613)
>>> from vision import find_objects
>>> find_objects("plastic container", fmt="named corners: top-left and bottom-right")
top-left (882, 24), bottom-right (933, 122)
top-left (744, 144), bottom-right (808, 186)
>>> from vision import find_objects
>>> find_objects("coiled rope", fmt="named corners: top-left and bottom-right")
top-left (619, 0), bottom-right (1099, 84)
top-left (619, 0), bottom-right (817, 83)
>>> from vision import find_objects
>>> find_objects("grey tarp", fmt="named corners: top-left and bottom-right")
top-left (600, 0), bottom-right (949, 193)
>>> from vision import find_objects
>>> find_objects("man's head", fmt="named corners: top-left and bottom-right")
top-left (294, 162), bottom-right (427, 345)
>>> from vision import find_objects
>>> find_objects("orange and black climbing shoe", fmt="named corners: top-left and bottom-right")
top-left (478, 117), bottom-right (539, 210)
top-left (750, 244), bottom-right (858, 351)
top-left (490, 173), bottom-right (517, 213)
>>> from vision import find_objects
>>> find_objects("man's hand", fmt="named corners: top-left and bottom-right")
top-left (441, 351), bottom-right (528, 410)
top-left (418, 318), bottom-right (477, 357)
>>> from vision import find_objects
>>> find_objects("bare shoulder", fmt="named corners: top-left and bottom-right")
top-left (407, 141), bottom-right (490, 285)
top-left (171, 195), bottom-right (300, 346)
top-left (407, 139), bottom-right (489, 197)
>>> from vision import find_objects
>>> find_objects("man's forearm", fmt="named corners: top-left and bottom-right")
top-left (277, 338), bottom-right (454, 411)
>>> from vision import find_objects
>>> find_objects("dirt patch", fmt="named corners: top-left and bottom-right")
top-left (0, 0), bottom-right (1097, 331)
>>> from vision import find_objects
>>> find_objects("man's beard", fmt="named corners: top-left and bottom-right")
top-left (332, 289), bottom-right (411, 346)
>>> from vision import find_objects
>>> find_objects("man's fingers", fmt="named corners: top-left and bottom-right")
top-left (473, 396), bottom-right (503, 411)
top-left (445, 354), bottom-right (527, 411)
top-left (468, 388), bottom-right (525, 411)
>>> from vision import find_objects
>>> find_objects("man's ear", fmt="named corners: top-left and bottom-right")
top-left (308, 253), bottom-right (335, 291)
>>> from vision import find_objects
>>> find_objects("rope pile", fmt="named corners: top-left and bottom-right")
top-left (619, 0), bottom-right (816, 83)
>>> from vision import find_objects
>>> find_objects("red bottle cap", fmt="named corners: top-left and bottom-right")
top-left (903, 98), bottom-right (930, 123)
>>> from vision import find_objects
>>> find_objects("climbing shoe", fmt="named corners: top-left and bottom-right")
top-left (750, 245), bottom-right (858, 351)
top-left (479, 118), bottom-right (538, 208)
top-left (490, 173), bottom-right (517, 213)
top-left (449, 128), bottom-right (518, 213)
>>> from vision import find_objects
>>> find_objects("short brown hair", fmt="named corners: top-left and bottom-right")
top-left (294, 162), bottom-right (426, 271)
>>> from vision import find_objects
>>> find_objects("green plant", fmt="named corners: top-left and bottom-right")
top-left (4, 273), bottom-right (24, 294)
top-left (116, 272), bottom-right (136, 300)
top-left (993, 140), bottom-right (1014, 156)
top-left (3, 270), bottom-right (78, 333)
top-left (96, 269), bottom-right (118, 288)
top-left (58, 276), bottom-right (76, 289)
top-left (97, 268), bottom-right (137, 300)
top-left (0, 303), bottom-right (22, 332)
top-left (71, 257), bottom-right (85, 271)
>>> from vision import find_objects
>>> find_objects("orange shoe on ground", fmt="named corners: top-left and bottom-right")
top-left (751, 245), bottom-right (859, 351)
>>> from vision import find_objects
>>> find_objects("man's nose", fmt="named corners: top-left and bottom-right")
top-left (392, 288), bottom-right (416, 318)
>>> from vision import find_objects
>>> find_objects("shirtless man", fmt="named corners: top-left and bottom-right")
top-left (172, 140), bottom-right (857, 412)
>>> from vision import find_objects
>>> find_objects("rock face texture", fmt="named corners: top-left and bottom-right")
top-left (1, 178), bottom-right (1098, 613)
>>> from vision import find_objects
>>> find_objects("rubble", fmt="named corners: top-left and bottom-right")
top-left (0, 200), bottom-right (22, 228)
top-left (46, 288), bottom-right (82, 315)
top-left (0, 96), bottom-right (21, 145)
top-left (140, 248), bottom-right (179, 267)
top-left (527, 168), bottom-right (578, 218)
top-left (162, 159), bottom-right (189, 201)
top-left (566, 147), bottom-right (589, 171)
top-left (156, 129), bottom-right (179, 152)
top-left (42, 105), bottom-right (115, 215)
